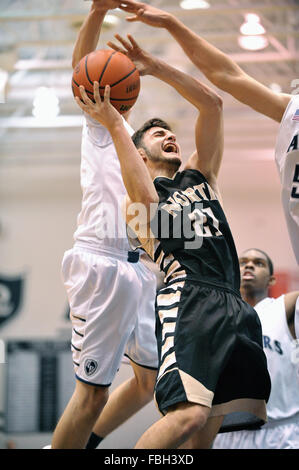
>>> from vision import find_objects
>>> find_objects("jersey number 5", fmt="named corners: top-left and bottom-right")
top-left (291, 164), bottom-right (299, 199)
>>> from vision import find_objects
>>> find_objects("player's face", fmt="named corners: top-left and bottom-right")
top-left (142, 126), bottom-right (182, 167)
top-left (239, 250), bottom-right (272, 291)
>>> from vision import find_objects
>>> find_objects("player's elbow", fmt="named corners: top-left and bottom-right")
top-left (211, 93), bottom-right (223, 111)
top-left (201, 91), bottom-right (223, 114)
top-left (210, 70), bottom-right (246, 97)
top-left (207, 70), bottom-right (228, 89)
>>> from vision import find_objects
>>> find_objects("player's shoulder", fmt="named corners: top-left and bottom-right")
top-left (284, 291), bottom-right (299, 308)
top-left (278, 93), bottom-right (293, 122)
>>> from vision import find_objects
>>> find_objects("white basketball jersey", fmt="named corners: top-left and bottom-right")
top-left (275, 95), bottom-right (299, 264)
top-left (73, 114), bottom-right (133, 252)
top-left (254, 295), bottom-right (299, 422)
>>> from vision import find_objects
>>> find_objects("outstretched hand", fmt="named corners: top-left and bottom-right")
top-left (118, 0), bottom-right (172, 28)
top-left (92, 0), bottom-right (123, 12)
top-left (107, 34), bottom-right (156, 76)
top-left (75, 81), bottom-right (122, 131)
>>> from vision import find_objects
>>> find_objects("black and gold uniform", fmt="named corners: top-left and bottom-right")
top-left (137, 168), bottom-right (271, 432)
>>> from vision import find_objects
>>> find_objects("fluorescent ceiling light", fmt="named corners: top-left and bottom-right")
top-left (238, 35), bottom-right (268, 51)
top-left (240, 13), bottom-right (266, 35)
top-left (180, 0), bottom-right (210, 10)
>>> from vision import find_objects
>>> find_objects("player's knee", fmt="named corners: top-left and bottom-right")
top-left (75, 382), bottom-right (109, 416)
top-left (185, 408), bottom-right (208, 436)
top-left (134, 370), bottom-right (156, 401)
top-left (173, 404), bottom-right (209, 439)
top-left (85, 388), bottom-right (109, 417)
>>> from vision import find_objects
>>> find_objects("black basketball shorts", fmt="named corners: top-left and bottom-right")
top-left (154, 279), bottom-right (271, 432)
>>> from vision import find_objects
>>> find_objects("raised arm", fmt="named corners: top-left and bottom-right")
top-left (72, 0), bottom-right (120, 69)
top-left (76, 82), bottom-right (158, 209)
top-left (109, 34), bottom-right (223, 190)
top-left (119, 0), bottom-right (291, 122)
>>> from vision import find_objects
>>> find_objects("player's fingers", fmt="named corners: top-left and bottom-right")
top-left (125, 15), bottom-right (139, 23)
top-left (127, 34), bottom-right (140, 49)
top-left (119, 0), bottom-right (136, 6)
top-left (118, 0), bottom-right (140, 12)
top-left (93, 81), bottom-right (101, 104)
top-left (114, 33), bottom-right (133, 51)
top-left (118, 4), bottom-right (134, 12)
top-left (119, 1), bottom-right (145, 12)
top-left (75, 96), bottom-right (87, 111)
top-left (103, 84), bottom-right (111, 104)
top-left (125, 9), bottom-right (145, 22)
top-left (79, 85), bottom-right (93, 106)
top-left (107, 41), bottom-right (125, 54)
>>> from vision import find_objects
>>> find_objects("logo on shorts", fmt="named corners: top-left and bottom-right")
top-left (84, 358), bottom-right (98, 376)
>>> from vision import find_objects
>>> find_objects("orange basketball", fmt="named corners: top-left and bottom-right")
top-left (72, 49), bottom-right (140, 114)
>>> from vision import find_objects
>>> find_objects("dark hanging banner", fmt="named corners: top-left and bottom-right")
top-left (0, 274), bottom-right (24, 327)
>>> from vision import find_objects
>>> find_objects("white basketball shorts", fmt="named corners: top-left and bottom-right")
top-left (61, 246), bottom-right (158, 386)
top-left (212, 415), bottom-right (299, 449)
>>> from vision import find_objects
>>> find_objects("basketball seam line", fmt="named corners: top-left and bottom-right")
top-left (108, 67), bottom-right (138, 88)
top-left (72, 78), bottom-right (138, 101)
top-left (72, 77), bottom-right (92, 93)
top-left (85, 55), bottom-right (94, 87)
top-left (98, 51), bottom-right (117, 86)
top-left (109, 96), bottom-right (139, 101)
top-left (83, 52), bottom-right (137, 88)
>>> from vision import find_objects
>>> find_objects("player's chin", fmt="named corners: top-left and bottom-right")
top-left (165, 153), bottom-right (182, 165)
top-left (241, 278), bottom-right (256, 287)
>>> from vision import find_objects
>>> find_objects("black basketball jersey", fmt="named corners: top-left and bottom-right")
top-left (151, 169), bottom-right (240, 293)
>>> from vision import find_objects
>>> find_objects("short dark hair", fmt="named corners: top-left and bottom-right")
top-left (132, 118), bottom-right (172, 149)
top-left (241, 248), bottom-right (274, 275)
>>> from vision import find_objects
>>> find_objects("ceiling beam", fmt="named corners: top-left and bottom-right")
top-left (12, 49), bottom-right (299, 71)
top-left (0, 3), bottom-right (297, 22)
top-left (13, 28), bottom-right (299, 49)
top-left (230, 51), bottom-right (299, 64)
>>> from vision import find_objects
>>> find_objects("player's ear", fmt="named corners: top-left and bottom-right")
top-left (268, 275), bottom-right (276, 287)
top-left (138, 148), bottom-right (147, 162)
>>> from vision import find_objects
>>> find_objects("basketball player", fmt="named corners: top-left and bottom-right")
top-left (50, 1), bottom-right (158, 449)
top-left (213, 248), bottom-right (299, 449)
top-left (76, 33), bottom-right (271, 449)
top-left (117, 0), bottom-right (299, 266)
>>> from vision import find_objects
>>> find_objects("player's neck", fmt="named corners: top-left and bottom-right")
top-left (148, 164), bottom-right (177, 181)
top-left (241, 287), bottom-right (268, 307)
